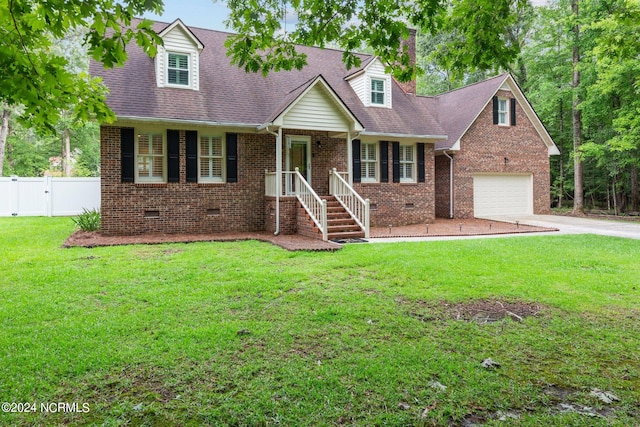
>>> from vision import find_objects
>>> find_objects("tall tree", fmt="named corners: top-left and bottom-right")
top-left (571, 0), bottom-right (585, 214)
top-left (0, 0), bottom-right (163, 135)
top-left (0, 106), bottom-right (9, 176)
top-left (222, 0), bottom-right (528, 81)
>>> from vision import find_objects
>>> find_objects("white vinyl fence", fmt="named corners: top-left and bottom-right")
top-left (0, 176), bottom-right (100, 217)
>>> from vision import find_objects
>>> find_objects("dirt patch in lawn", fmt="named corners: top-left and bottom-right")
top-left (402, 298), bottom-right (546, 323)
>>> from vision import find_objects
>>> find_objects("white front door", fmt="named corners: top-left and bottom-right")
top-left (286, 136), bottom-right (311, 194)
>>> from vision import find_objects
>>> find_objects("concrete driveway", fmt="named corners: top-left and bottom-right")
top-left (484, 214), bottom-right (640, 240)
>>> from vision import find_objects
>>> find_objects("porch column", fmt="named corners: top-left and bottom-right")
top-left (275, 127), bottom-right (283, 233)
top-left (347, 130), bottom-right (352, 185)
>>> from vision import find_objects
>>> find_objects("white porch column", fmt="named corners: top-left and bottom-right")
top-left (347, 130), bottom-right (352, 185)
top-left (275, 127), bottom-right (283, 234)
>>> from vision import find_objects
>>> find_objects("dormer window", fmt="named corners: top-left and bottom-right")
top-left (155, 19), bottom-right (203, 91)
top-left (345, 58), bottom-right (392, 108)
top-left (371, 79), bottom-right (385, 105)
top-left (167, 53), bottom-right (189, 86)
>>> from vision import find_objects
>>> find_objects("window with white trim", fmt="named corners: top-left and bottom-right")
top-left (399, 144), bottom-right (415, 182)
top-left (200, 135), bottom-right (224, 182)
top-left (361, 142), bottom-right (377, 182)
top-left (167, 52), bottom-right (189, 86)
top-left (371, 78), bottom-right (385, 105)
top-left (137, 132), bottom-right (165, 182)
top-left (498, 98), bottom-right (509, 125)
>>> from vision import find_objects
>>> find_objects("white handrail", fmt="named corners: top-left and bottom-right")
top-left (329, 168), bottom-right (370, 238)
top-left (293, 168), bottom-right (328, 240)
top-left (265, 171), bottom-right (298, 196)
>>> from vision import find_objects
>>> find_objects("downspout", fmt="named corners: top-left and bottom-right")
top-left (266, 126), bottom-right (281, 235)
top-left (442, 150), bottom-right (454, 219)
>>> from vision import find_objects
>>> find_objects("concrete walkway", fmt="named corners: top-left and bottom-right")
top-left (483, 214), bottom-right (640, 240)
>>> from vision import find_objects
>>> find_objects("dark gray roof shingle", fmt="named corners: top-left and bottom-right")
top-left (89, 19), bottom-right (444, 136)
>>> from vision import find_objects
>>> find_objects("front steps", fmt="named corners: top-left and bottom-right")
top-left (297, 196), bottom-right (365, 241)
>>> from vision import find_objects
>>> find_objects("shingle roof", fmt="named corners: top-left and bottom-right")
top-left (89, 19), bottom-right (444, 136)
top-left (424, 74), bottom-right (510, 151)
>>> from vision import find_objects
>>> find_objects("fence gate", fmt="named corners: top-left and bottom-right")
top-left (0, 176), bottom-right (100, 217)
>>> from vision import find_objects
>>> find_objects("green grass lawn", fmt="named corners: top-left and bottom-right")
top-left (1, 217), bottom-right (639, 426)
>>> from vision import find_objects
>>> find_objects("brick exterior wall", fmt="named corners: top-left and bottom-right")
top-left (265, 196), bottom-right (297, 235)
top-left (435, 154), bottom-right (452, 218)
top-left (102, 124), bottom-right (440, 234)
top-left (101, 126), bottom-right (275, 235)
top-left (434, 90), bottom-right (551, 219)
top-left (354, 143), bottom-right (435, 227)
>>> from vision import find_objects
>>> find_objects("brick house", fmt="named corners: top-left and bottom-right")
top-left (90, 19), bottom-right (559, 239)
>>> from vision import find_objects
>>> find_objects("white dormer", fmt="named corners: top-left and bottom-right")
top-left (155, 19), bottom-right (204, 91)
top-left (345, 58), bottom-right (392, 109)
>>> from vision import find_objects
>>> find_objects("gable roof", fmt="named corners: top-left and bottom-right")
top-left (430, 73), bottom-right (559, 155)
top-left (263, 75), bottom-right (364, 133)
top-left (158, 18), bottom-right (204, 51)
top-left (89, 19), bottom-right (444, 137)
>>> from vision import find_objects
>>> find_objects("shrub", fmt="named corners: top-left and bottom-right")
top-left (72, 208), bottom-right (101, 232)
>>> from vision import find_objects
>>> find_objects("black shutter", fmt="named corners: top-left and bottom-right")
top-left (186, 130), bottom-right (198, 183)
top-left (167, 129), bottom-right (180, 183)
top-left (352, 139), bottom-right (361, 183)
top-left (492, 96), bottom-right (499, 125)
top-left (379, 141), bottom-right (389, 183)
top-left (392, 141), bottom-right (400, 183)
top-left (417, 143), bottom-right (425, 183)
top-left (510, 98), bottom-right (517, 126)
top-left (226, 133), bottom-right (238, 183)
top-left (121, 127), bottom-right (135, 183)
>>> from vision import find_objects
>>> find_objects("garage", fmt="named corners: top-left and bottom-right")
top-left (473, 174), bottom-right (533, 217)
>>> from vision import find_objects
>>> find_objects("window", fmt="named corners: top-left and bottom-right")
top-left (361, 143), bottom-right (377, 182)
top-left (399, 144), bottom-right (414, 182)
top-left (137, 132), bottom-right (165, 182)
top-left (167, 53), bottom-right (189, 86)
top-left (200, 135), bottom-right (224, 182)
top-left (498, 98), bottom-right (509, 125)
top-left (371, 78), bottom-right (385, 105)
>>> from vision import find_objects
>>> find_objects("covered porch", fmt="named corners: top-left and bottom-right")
top-left (259, 76), bottom-right (367, 241)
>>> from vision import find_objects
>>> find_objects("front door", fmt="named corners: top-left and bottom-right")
top-left (286, 136), bottom-right (311, 194)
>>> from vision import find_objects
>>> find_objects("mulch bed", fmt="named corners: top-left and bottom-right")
top-left (370, 218), bottom-right (557, 238)
top-left (64, 230), bottom-right (342, 252)
top-left (64, 219), bottom-right (557, 251)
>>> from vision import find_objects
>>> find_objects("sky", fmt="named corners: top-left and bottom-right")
top-left (143, 0), bottom-right (230, 31)
top-left (144, 0), bottom-right (550, 32)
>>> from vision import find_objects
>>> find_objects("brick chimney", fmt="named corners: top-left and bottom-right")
top-left (397, 28), bottom-right (417, 95)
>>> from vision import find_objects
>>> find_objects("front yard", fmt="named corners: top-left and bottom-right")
top-left (1, 218), bottom-right (639, 426)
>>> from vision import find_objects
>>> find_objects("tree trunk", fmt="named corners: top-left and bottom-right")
top-left (558, 99), bottom-right (564, 208)
top-left (571, 0), bottom-right (584, 215)
top-left (0, 109), bottom-right (9, 177)
top-left (631, 164), bottom-right (639, 212)
top-left (63, 127), bottom-right (71, 176)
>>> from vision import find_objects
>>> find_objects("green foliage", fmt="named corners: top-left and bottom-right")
top-left (0, 0), bottom-right (163, 135)
top-left (223, 0), bottom-right (526, 81)
top-left (71, 208), bottom-right (101, 231)
top-left (1, 218), bottom-right (640, 425)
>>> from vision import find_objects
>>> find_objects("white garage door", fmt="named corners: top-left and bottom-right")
top-left (473, 174), bottom-right (533, 217)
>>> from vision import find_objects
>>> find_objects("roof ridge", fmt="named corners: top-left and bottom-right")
top-left (437, 73), bottom-right (509, 97)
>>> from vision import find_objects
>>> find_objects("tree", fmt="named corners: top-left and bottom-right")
top-left (222, 0), bottom-right (528, 81)
top-left (570, 0), bottom-right (585, 215)
top-left (0, 0), bottom-right (163, 135)
top-left (580, 0), bottom-right (640, 212)
top-left (0, 107), bottom-right (9, 176)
